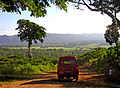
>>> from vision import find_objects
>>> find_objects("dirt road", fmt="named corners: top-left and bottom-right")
top-left (0, 64), bottom-right (120, 88)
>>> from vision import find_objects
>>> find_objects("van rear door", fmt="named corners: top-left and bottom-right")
top-left (59, 57), bottom-right (77, 73)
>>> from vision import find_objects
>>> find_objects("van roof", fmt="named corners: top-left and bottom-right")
top-left (60, 56), bottom-right (76, 58)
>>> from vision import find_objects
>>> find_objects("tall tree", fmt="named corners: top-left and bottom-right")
top-left (0, 0), bottom-right (68, 17)
top-left (16, 19), bottom-right (46, 58)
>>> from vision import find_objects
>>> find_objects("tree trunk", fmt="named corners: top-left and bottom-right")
top-left (115, 41), bottom-right (119, 60)
top-left (28, 41), bottom-right (32, 58)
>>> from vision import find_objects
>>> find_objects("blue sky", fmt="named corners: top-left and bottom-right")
top-left (0, 3), bottom-right (112, 35)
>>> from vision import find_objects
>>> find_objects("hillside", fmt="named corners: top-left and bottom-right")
top-left (0, 33), bottom-right (108, 47)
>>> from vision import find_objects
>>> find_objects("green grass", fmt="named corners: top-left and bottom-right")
top-left (6, 47), bottom-right (41, 49)
top-left (44, 47), bottom-right (72, 49)
top-left (80, 43), bottom-right (100, 48)
top-left (6, 44), bottom-right (109, 50)
top-left (99, 45), bottom-right (111, 48)
top-left (7, 47), bottom-right (77, 50)
top-left (7, 47), bottom-right (28, 49)
top-left (81, 48), bottom-right (91, 51)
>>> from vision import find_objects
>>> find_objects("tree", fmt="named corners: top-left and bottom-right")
top-left (72, 0), bottom-right (120, 55)
top-left (73, 0), bottom-right (120, 77)
top-left (104, 23), bottom-right (119, 46)
top-left (0, 0), bottom-right (68, 17)
top-left (16, 19), bottom-right (46, 58)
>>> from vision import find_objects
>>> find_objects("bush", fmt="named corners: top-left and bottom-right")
top-left (0, 65), bottom-right (15, 75)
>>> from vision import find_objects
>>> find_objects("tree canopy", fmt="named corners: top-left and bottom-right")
top-left (0, 0), bottom-right (68, 17)
top-left (104, 24), bottom-right (119, 45)
top-left (16, 19), bottom-right (46, 43)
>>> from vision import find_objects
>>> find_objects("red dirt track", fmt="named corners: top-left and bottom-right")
top-left (0, 64), bottom-right (119, 88)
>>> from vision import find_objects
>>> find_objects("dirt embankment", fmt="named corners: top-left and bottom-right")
top-left (0, 64), bottom-right (120, 88)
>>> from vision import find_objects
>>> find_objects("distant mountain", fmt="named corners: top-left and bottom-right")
top-left (0, 33), bottom-right (107, 47)
top-left (0, 35), bottom-right (20, 44)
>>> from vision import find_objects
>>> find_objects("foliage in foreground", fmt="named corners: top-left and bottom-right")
top-left (0, 55), bottom-right (57, 77)
top-left (80, 46), bottom-right (120, 75)
top-left (0, 47), bottom-right (83, 81)
top-left (2, 46), bottom-right (120, 81)
top-left (0, 0), bottom-right (68, 17)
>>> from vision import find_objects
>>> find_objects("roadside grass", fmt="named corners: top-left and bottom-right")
top-left (0, 76), bottom-right (25, 82)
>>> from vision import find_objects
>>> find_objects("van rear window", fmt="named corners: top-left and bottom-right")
top-left (60, 58), bottom-right (76, 65)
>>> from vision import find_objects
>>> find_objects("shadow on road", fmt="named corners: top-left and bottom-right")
top-left (21, 78), bottom-right (119, 88)
top-left (21, 79), bottom-right (73, 85)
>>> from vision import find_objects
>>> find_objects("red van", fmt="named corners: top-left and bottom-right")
top-left (57, 56), bottom-right (79, 81)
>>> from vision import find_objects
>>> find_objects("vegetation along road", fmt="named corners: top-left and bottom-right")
top-left (0, 63), bottom-right (120, 88)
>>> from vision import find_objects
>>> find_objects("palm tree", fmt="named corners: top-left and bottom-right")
top-left (16, 19), bottom-right (46, 58)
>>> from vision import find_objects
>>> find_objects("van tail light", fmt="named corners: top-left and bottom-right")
top-left (57, 67), bottom-right (60, 70)
top-left (76, 67), bottom-right (79, 70)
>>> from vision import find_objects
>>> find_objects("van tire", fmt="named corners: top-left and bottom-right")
top-left (74, 75), bottom-right (78, 81)
top-left (58, 76), bottom-right (62, 81)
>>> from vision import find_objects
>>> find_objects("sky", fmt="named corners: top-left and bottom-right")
top-left (0, 3), bottom-right (112, 36)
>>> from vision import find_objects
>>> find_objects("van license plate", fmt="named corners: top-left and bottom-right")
top-left (65, 71), bottom-right (71, 73)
